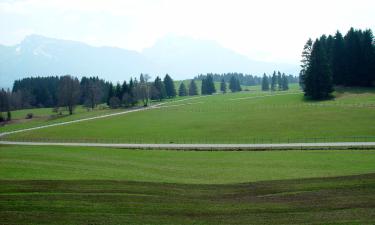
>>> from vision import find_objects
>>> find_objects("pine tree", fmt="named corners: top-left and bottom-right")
top-left (360, 29), bottom-right (375, 86)
top-left (277, 71), bottom-right (282, 90)
top-left (114, 83), bottom-right (122, 99)
top-left (271, 71), bottom-right (277, 91)
top-left (261, 73), bottom-right (269, 91)
top-left (303, 39), bottom-right (333, 99)
top-left (152, 76), bottom-right (166, 101)
top-left (163, 74), bottom-right (176, 98)
top-left (106, 83), bottom-right (114, 106)
top-left (188, 79), bottom-right (198, 96)
top-left (236, 77), bottom-right (242, 92)
top-left (299, 38), bottom-right (313, 90)
top-left (281, 74), bottom-right (289, 90)
top-left (229, 76), bottom-right (235, 92)
top-left (178, 82), bottom-right (187, 96)
top-left (220, 78), bottom-right (227, 93)
top-left (331, 31), bottom-right (346, 85)
top-left (202, 75), bottom-right (216, 95)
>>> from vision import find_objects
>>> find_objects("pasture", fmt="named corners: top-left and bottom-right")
top-left (1, 145), bottom-right (375, 224)
top-left (4, 87), bottom-right (375, 143)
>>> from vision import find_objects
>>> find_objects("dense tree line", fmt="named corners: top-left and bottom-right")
top-left (196, 72), bottom-right (298, 87)
top-left (300, 28), bottom-right (375, 99)
top-left (261, 71), bottom-right (289, 91)
top-left (12, 76), bottom-right (110, 110)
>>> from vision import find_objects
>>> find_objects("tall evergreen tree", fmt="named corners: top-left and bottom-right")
top-left (261, 73), bottom-right (270, 91)
top-left (299, 38), bottom-right (313, 90)
top-left (163, 74), bottom-right (176, 98)
top-left (229, 76), bottom-right (236, 92)
top-left (277, 71), bottom-right (282, 90)
top-left (151, 76), bottom-right (166, 101)
top-left (114, 83), bottom-right (122, 99)
top-left (202, 75), bottom-right (216, 95)
top-left (107, 83), bottom-right (114, 106)
top-left (178, 82), bottom-right (187, 96)
top-left (220, 78), bottom-right (227, 93)
top-left (359, 29), bottom-right (375, 86)
top-left (303, 39), bottom-right (333, 99)
top-left (188, 79), bottom-right (198, 96)
top-left (331, 31), bottom-right (346, 85)
top-left (271, 71), bottom-right (277, 91)
top-left (281, 74), bottom-right (289, 90)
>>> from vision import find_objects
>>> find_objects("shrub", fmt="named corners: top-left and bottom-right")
top-left (25, 113), bottom-right (33, 119)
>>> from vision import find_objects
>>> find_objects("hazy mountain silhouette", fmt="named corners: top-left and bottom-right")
top-left (0, 35), bottom-right (298, 87)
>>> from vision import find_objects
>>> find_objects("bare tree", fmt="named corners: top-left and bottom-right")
top-left (84, 80), bottom-right (102, 110)
top-left (136, 74), bottom-right (151, 107)
top-left (58, 75), bottom-right (80, 115)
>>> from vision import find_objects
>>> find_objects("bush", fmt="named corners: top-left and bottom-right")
top-left (25, 113), bottom-right (33, 119)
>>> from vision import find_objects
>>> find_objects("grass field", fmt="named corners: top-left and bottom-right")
top-left (4, 86), bottom-right (375, 143)
top-left (1, 145), bottom-right (375, 224)
top-left (1, 145), bottom-right (375, 183)
top-left (0, 105), bottom-right (131, 133)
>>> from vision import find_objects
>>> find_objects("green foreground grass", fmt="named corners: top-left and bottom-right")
top-left (1, 145), bottom-right (375, 183)
top-left (5, 87), bottom-right (375, 143)
top-left (1, 146), bottom-right (375, 224)
top-left (1, 174), bottom-right (375, 224)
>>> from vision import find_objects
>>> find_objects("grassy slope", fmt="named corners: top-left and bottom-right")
top-left (0, 106), bottom-right (131, 133)
top-left (1, 145), bottom-right (375, 184)
top-left (6, 87), bottom-right (375, 143)
top-left (1, 174), bottom-right (375, 224)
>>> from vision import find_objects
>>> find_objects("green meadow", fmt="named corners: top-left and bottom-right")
top-left (1, 145), bottom-right (375, 183)
top-left (1, 145), bottom-right (375, 224)
top-left (4, 86), bottom-right (375, 143)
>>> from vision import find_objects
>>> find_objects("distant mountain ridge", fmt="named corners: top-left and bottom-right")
top-left (0, 35), bottom-right (298, 88)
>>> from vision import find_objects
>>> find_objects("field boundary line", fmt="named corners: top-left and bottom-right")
top-left (1, 141), bottom-right (375, 150)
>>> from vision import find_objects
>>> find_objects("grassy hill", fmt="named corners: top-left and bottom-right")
top-left (4, 86), bottom-right (375, 143)
top-left (1, 145), bottom-right (375, 224)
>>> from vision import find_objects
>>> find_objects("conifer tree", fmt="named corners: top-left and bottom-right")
top-left (107, 83), bottom-right (114, 106)
top-left (299, 38), bottom-right (313, 90)
top-left (281, 74), bottom-right (289, 90)
top-left (331, 31), bottom-right (346, 85)
top-left (202, 75), bottom-right (216, 95)
top-left (152, 76), bottom-right (166, 101)
top-left (188, 79), bottom-right (198, 96)
top-left (229, 76), bottom-right (235, 92)
top-left (303, 39), bottom-right (333, 99)
top-left (277, 71), bottom-right (282, 90)
top-left (261, 73), bottom-right (269, 91)
top-left (271, 71), bottom-right (277, 91)
top-left (220, 78), bottom-right (227, 93)
top-left (178, 82), bottom-right (187, 96)
top-left (163, 74), bottom-right (176, 98)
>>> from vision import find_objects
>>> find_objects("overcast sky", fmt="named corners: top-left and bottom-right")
top-left (0, 0), bottom-right (374, 64)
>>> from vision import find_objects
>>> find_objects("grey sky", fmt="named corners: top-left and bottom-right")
top-left (0, 0), bottom-right (374, 64)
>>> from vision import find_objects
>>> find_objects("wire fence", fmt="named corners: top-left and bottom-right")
top-left (1, 136), bottom-right (375, 144)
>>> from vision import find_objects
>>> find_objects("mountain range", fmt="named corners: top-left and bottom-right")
top-left (0, 35), bottom-right (298, 88)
